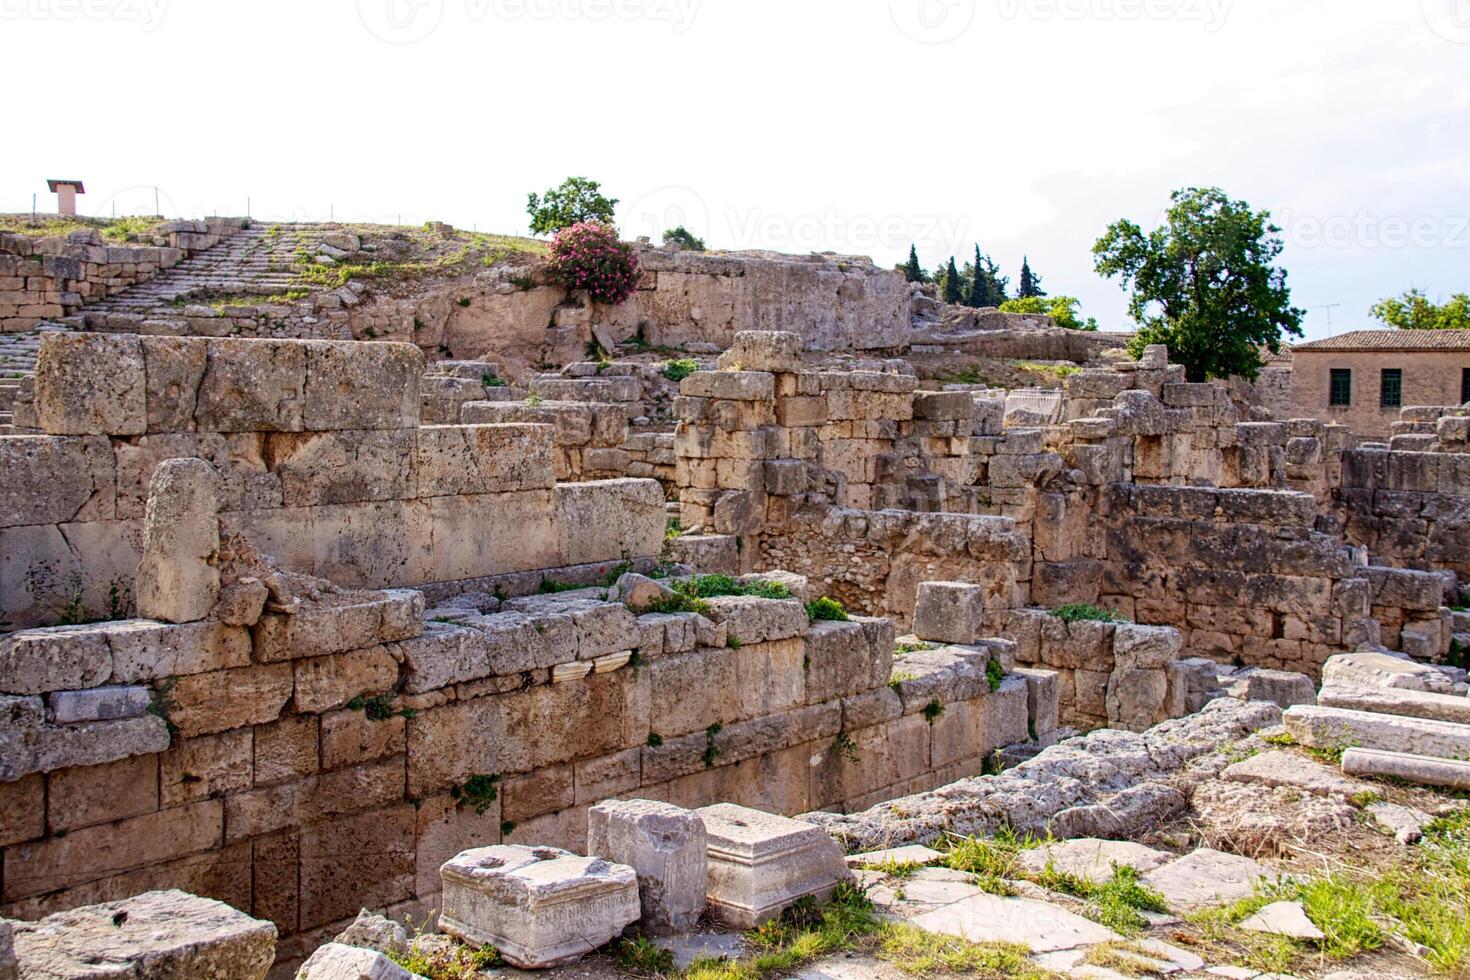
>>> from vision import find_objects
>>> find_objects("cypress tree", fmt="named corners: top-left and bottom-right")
top-left (943, 257), bottom-right (963, 304)
top-left (966, 245), bottom-right (986, 307)
top-left (903, 244), bottom-right (925, 283)
top-left (1018, 256), bottom-right (1046, 298)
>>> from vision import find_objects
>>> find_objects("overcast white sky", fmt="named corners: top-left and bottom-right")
top-left (3, 0), bottom-right (1467, 339)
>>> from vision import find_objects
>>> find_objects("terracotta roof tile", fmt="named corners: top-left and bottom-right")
top-left (1293, 330), bottom-right (1470, 352)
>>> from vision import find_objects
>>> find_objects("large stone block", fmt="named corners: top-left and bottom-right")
top-left (702, 597), bottom-right (808, 646)
top-left (303, 340), bottom-right (421, 430)
top-left (34, 332), bottom-right (146, 435)
top-left (1321, 652), bottom-right (1458, 695)
top-left (554, 480), bottom-right (665, 566)
top-left (195, 339), bottom-right (307, 432)
top-left (696, 803), bottom-right (848, 928)
top-left (0, 436), bottom-right (115, 528)
top-left (270, 430), bottom-right (416, 506)
top-left (1284, 704), bottom-right (1470, 761)
top-left (716, 331), bottom-right (803, 374)
top-left (587, 799), bottom-right (707, 934)
top-left (416, 424), bottom-right (556, 497)
top-left (9, 889), bottom-right (275, 980)
top-left (0, 625), bottom-right (112, 695)
top-left (439, 845), bottom-right (639, 969)
top-left (681, 371), bottom-right (775, 402)
top-left (912, 582), bottom-right (985, 646)
top-left (135, 457), bottom-right (220, 624)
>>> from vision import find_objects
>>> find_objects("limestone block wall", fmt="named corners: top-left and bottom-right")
top-left (0, 579), bottom-right (1040, 966)
top-left (1334, 447), bottom-right (1470, 580)
top-left (0, 219), bottom-right (246, 333)
top-left (0, 333), bottom-right (664, 628)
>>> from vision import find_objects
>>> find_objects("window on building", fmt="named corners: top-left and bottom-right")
top-left (1381, 369), bottom-right (1403, 409)
top-left (1462, 368), bottom-right (1470, 405)
top-left (1329, 369), bottom-right (1352, 407)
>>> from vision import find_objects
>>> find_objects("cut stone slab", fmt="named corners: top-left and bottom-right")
top-left (1013, 838), bottom-right (1173, 884)
top-left (587, 799), bottom-right (707, 935)
top-left (912, 582), bottom-right (986, 646)
top-left (1033, 937), bottom-right (1205, 976)
top-left (909, 891), bottom-right (1118, 953)
top-left (1365, 801), bottom-right (1433, 845)
top-left (1284, 704), bottom-right (1470, 761)
top-left (1221, 750), bottom-right (1376, 799)
top-left (1321, 652), bottom-right (1459, 695)
top-left (11, 888), bottom-right (276, 979)
top-left (1341, 747), bottom-right (1470, 791)
top-left (1319, 683), bottom-right (1470, 727)
top-left (438, 845), bottom-right (639, 969)
top-left (1141, 848), bottom-right (1271, 910)
top-left (135, 457), bottom-right (221, 624)
top-left (296, 942), bottom-right (421, 979)
top-left (696, 803), bottom-right (849, 928)
top-left (844, 844), bottom-right (944, 868)
top-left (1229, 668), bottom-right (1318, 709)
top-left (1239, 901), bottom-right (1324, 940)
top-left (865, 869), bottom-right (986, 913)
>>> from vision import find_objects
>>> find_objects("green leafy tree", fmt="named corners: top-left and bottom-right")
top-left (1370, 289), bottom-right (1470, 330)
top-left (942, 256), bottom-right (964, 304)
top-left (1093, 187), bottom-right (1304, 382)
top-left (662, 226), bottom-right (705, 251)
top-left (527, 177), bottom-right (618, 236)
top-left (1000, 295), bottom-right (1098, 331)
top-left (1017, 256), bottom-right (1046, 298)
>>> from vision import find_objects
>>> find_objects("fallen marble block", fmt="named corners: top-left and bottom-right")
top-left (695, 803), bottom-right (849, 928)
top-left (1341, 747), bottom-right (1470, 791)
top-left (10, 889), bottom-right (276, 979)
top-left (296, 942), bottom-right (420, 979)
top-left (587, 799), bottom-right (707, 934)
top-left (438, 845), bottom-right (638, 969)
top-left (1284, 704), bottom-right (1470, 760)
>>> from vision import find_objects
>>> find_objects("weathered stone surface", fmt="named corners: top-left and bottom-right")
top-left (303, 340), bottom-right (421, 430)
top-left (46, 684), bottom-right (150, 724)
top-left (438, 845), bottom-right (639, 969)
top-left (1366, 800), bottom-right (1433, 845)
top-left (702, 597), bottom-right (808, 646)
top-left (0, 626), bottom-right (112, 695)
top-left (1141, 848), bottom-right (1271, 910)
top-left (1284, 704), bottom-right (1470, 761)
top-left (0, 436), bottom-right (115, 528)
top-left (697, 803), bottom-right (848, 928)
top-left (717, 331), bottom-right (803, 374)
top-left (107, 620), bottom-right (253, 683)
top-left (10, 889), bottom-right (275, 979)
top-left (554, 480), bottom-right (665, 566)
top-left (1341, 746), bottom-right (1470, 791)
top-left (1013, 838), bottom-right (1172, 884)
top-left (1239, 900), bottom-right (1324, 940)
top-left (296, 942), bottom-right (418, 979)
top-left (1191, 779), bottom-right (1356, 857)
top-left (587, 799), bottom-right (707, 935)
top-left (34, 332), bottom-right (146, 435)
top-left (909, 891), bottom-right (1118, 954)
top-left (1228, 668), bottom-right (1318, 708)
top-left (0, 694), bottom-right (170, 781)
top-left (1221, 750), bottom-right (1374, 798)
top-left (1318, 683), bottom-right (1470, 726)
top-left (844, 845), bottom-right (944, 868)
top-left (136, 458), bottom-right (221, 624)
top-left (911, 582), bottom-right (985, 646)
top-left (195, 338), bottom-right (307, 432)
top-left (1321, 652), bottom-right (1459, 695)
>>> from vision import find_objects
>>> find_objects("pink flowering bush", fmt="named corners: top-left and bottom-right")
top-left (545, 221), bottom-right (640, 306)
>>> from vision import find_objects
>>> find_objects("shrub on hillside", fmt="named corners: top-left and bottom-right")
top-left (545, 221), bottom-right (640, 306)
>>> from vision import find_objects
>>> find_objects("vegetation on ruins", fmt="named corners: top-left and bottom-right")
top-left (999, 296), bottom-right (1099, 332)
top-left (806, 597), bottom-right (850, 622)
top-left (527, 176), bottom-right (620, 235)
top-left (388, 920), bottom-right (502, 979)
top-left (1370, 288), bottom-right (1470, 331)
top-left (1051, 603), bottom-right (1128, 624)
top-left (663, 226), bottom-right (707, 251)
top-left (1094, 186), bottom-right (1305, 382)
top-left (985, 658), bottom-right (1004, 692)
top-left (663, 358), bottom-right (699, 382)
top-left (545, 221), bottom-right (641, 305)
top-left (902, 245), bottom-right (927, 283)
top-left (448, 773), bottom-right (502, 815)
top-left (1016, 256), bottom-right (1046, 299)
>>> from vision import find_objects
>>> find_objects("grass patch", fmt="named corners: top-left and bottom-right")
top-left (1035, 864), bottom-right (1167, 935)
top-left (1051, 603), bottom-right (1128, 624)
top-left (664, 358), bottom-right (699, 382)
top-left (806, 597), bottom-right (849, 622)
top-left (387, 939), bottom-right (501, 979)
top-left (985, 657), bottom-right (1004, 692)
top-left (612, 936), bottom-right (676, 976)
top-left (1017, 361), bottom-right (1081, 379)
top-left (875, 926), bottom-right (1057, 978)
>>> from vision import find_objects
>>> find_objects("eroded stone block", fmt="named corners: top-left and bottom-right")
top-left (696, 803), bottom-right (848, 928)
top-left (439, 845), bottom-right (639, 969)
top-left (587, 799), bottom-right (707, 934)
top-left (912, 582), bottom-right (985, 646)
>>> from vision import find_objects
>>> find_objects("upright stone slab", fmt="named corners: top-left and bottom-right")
top-left (10, 889), bottom-right (276, 979)
top-left (587, 799), bottom-right (707, 934)
top-left (438, 845), bottom-right (639, 969)
top-left (911, 582), bottom-right (985, 646)
top-left (136, 457), bottom-right (221, 623)
top-left (695, 803), bottom-right (849, 928)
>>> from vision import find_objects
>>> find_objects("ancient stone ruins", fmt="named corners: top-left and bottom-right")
top-left (1, 218), bottom-right (1468, 979)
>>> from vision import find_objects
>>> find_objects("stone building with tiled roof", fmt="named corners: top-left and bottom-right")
top-left (1289, 329), bottom-right (1470, 438)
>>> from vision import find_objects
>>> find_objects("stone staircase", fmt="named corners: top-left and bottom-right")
top-left (1284, 650), bottom-right (1470, 799)
top-left (55, 222), bottom-right (351, 338)
top-left (0, 329), bottom-right (42, 431)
